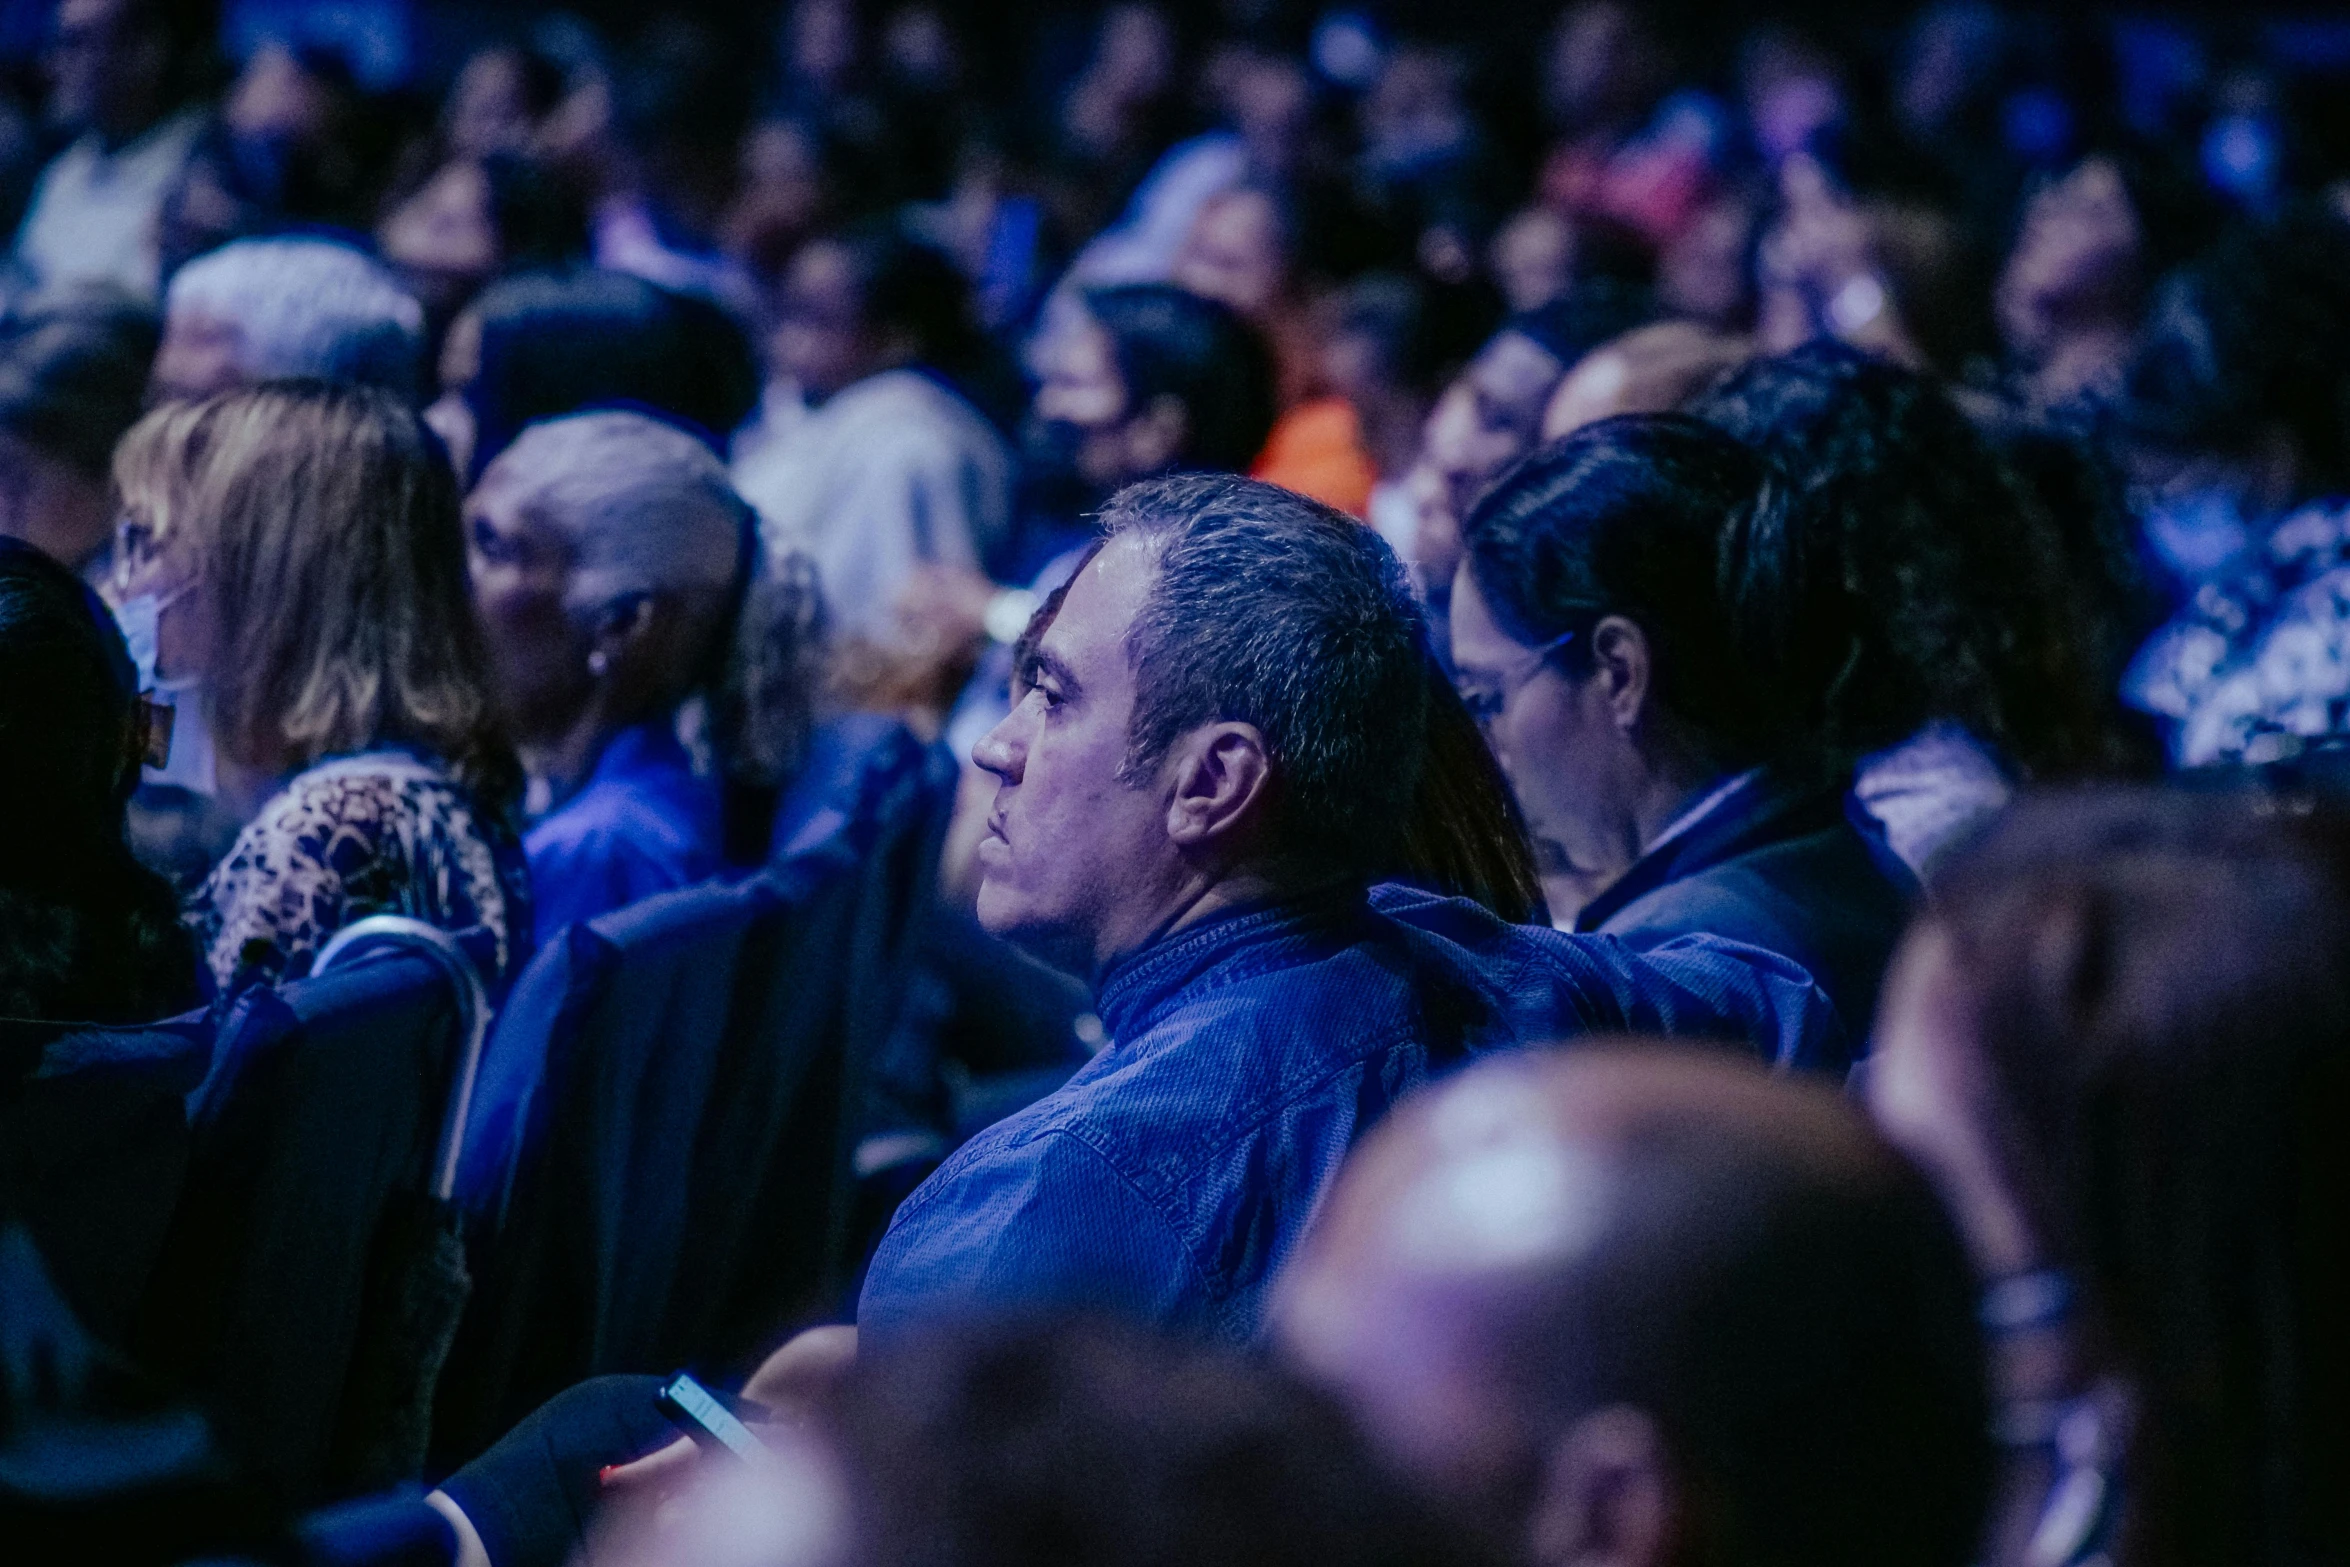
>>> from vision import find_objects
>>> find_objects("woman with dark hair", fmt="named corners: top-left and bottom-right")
top-left (1170, 179), bottom-right (1397, 516)
top-left (426, 267), bottom-right (762, 484)
top-left (378, 149), bottom-right (594, 328)
top-left (1453, 412), bottom-right (1912, 1045)
top-left (0, 539), bottom-right (199, 1021)
top-left (734, 221), bottom-right (1016, 656)
top-left (1869, 790), bottom-right (2350, 1567)
top-left (1995, 149), bottom-right (2220, 411)
top-left (105, 381), bottom-right (530, 994)
top-left (1029, 282), bottom-right (1280, 513)
top-left (1691, 341), bottom-right (2138, 871)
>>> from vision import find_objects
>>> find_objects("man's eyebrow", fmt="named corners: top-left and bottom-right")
top-left (1024, 646), bottom-right (1083, 701)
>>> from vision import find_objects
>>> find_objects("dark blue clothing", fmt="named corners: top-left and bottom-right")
top-left (1574, 771), bottom-right (1916, 1058)
top-left (523, 723), bottom-right (721, 948)
top-left (857, 884), bottom-right (1844, 1343)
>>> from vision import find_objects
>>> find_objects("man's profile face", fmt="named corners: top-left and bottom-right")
top-left (971, 535), bottom-right (1184, 974)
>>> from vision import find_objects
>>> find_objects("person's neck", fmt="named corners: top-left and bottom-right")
top-left (516, 701), bottom-right (639, 812)
top-left (1091, 864), bottom-right (1296, 978)
top-left (1629, 750), bottom-right (1732, 859)
top-left (92, 97), bottom-right (167, 152)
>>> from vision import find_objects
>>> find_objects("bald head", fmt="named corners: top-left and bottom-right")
top-left (1272, 1045), bottom-right (1987, 1567)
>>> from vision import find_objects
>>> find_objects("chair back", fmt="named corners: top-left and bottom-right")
top-left (129, 928), bottom-right (484, 1505)
top-left (0, 1013), bottom-right (209, 1347)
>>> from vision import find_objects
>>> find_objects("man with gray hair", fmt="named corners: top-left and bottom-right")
top-left (465, 409), bottom-right (771, 944)
top-left (150, 237), bottom-right (426, 403)
top-left (850, 473), bottom-right (1847, 1343)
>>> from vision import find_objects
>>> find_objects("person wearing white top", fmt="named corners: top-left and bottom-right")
top-left (12, 0), bottom-right (210, 299)
top-left (733, 228), bottom-right (1010, 651)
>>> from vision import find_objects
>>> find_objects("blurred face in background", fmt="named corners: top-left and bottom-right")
top-left (149, 306), bottom-right (247, 404)
top-left (445, 47), bottom-right (538, 158)
top-left (773, 239), bottom-right (876, 401)
top-left (0, 432), bottom-right (109, 569)
top-left (464, 449), bottom-right (589, 737)
top-left (1423, 330), bottom-right (1566, 541)
top-left (1996, 157), bottom-right (2142, 361)
top-left (379, 159), bottom-right (500, 318)
top-left (1172, 189), bottom-right (1287, 323)
top-left (46, 0), bottom-right (164, 138)
top-left (1028, 305), bottom-right (1185, 497)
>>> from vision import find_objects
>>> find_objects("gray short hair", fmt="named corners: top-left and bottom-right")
top-left (165, 239), bottom-right (424, 399)
top-left (1098, 473), bottom-right (1430, 881)
top-left (486, 409), bottom-right (826, 789)
top-left (482, 410), bottom-right (747, 610)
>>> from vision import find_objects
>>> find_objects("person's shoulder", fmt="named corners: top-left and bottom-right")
top-left (884, 1103), bottom-right (1152, 1242)
top-left (244, 758), bottom-right (416, 842)
top-left (525, 775), bottom-right (702, 864)
top-left (1610, 822), bottom-right (1910, 946)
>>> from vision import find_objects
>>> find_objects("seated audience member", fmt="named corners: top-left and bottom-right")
top-left (1453, 415), bottom-right (1912, 1035)
top-left (378, 149), bottom-right (593, 330)
top-left (1027, 281), bottom-right (1278, 525)
top-left (1168, 180), bottom-right (1386, 515)
top-left (0, 288), bottom-right (158, 569)
top-left (1272, 1045), bottom-right (1989, 1567)
top-left (1993, 152), bottom-right (2211, 413)
top-left (2117, 209), bottom-right (2350, 765)
top-left (9, 0), bottom-right (208, 300)
top-left (1319, 272), bottom-right (1502, 556)
top-left (734, 224), bottom-right (1013, 653)
top-left (0, 540), bottom-right (198, 1022)
top-left (894, 282), bottom-right (1278, 693)
top-left (148, 237), bottom-right (427, 404)
top-left (850, 474), bottom-right (1844, 1342)
top-left (1869, 791), bottom-right (2350, 1567)
top-left (1410, 285), bottom-right (1650, 608)
top-left (1538, 319), bottom-right (1751, 442)
top-left (1692, 342), bottom-right (2135, 872)
top-left (105, 382), bottom-right (528, 994)
top-left (467, 411), bottom-right (820, 944)
top-left (431, 266), bottom-right (762, 485)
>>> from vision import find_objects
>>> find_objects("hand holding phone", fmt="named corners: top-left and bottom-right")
top-left (656, 1372), bottom-right (768, 1462)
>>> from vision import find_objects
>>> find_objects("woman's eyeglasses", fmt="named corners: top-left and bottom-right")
top-left (1455, 629), bottom-right (1579, 724)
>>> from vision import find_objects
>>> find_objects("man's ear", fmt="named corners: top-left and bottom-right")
top-left (1586, 616), bottom-right (1653, 736)
top-left (1163, 722), bottom-right (1273, 852)
top-left (1124, 394), bottom-right (1192, 476)
top-left (1525, 1405), bottom-right (1680, 1567)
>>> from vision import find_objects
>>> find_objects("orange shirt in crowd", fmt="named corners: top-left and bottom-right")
top-left (1250, 395), bottom-right (1378, 519)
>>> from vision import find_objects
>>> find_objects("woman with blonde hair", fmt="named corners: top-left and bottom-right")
top-left (106, 379), bottom-right (529, 993)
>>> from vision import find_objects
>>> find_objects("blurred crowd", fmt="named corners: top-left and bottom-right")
top-left (1, 1), bottom-right (2349, 1566)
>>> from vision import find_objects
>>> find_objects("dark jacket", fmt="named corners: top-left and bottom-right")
top-left (1574, 770), bottom-right (1917, 1060)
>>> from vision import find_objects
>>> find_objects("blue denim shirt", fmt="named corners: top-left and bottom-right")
top-left (857, 884), bottom-right (1845, 1343)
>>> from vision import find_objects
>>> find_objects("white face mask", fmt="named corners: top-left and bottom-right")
top-left (110, 584), bottom-right (215, 796)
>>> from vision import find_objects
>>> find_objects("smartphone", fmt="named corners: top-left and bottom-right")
top-left (656, 1372), bottom-right (766, 1461)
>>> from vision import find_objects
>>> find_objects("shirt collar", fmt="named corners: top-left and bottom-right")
top-left (1645, 767), bottom-right (1766, 858)
top-left (527, 719), bottom-right (696, 823)
top-left (1092, 890), bottom-right (1364, 1047)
